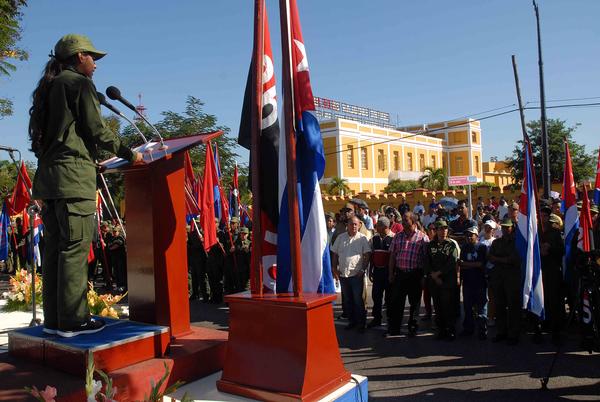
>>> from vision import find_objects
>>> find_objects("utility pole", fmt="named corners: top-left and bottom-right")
top-left (533, 0), bottom-right (551, 199)
top-left (511, 55), bottom-right (528, 142)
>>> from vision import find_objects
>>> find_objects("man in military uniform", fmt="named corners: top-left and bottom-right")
top-left (488, 218), bottom-right (522, 345)
top-left (207, 218), bottom-right (226, 303)
top-left (538, 210), bottom-right (565, 344)
top-left (187, 223), bottom-right (208, 301)
top-left (234, 227), bottom-right (252, 291)
top-left (30, 34), bottom-right (142, 337)
top-left (424, 220), bottom-right (460, 340)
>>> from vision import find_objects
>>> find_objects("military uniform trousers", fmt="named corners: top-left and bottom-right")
top-left (41, 198), bottom-right (95, 329)
top-left (429, 280), bottom-right (458, 335)
top-left (462, 273), bottom-right (488, 334)
top-left (490, 267), bottom-right (522, 340)
top-left (542, 268), bottom-right (564, 334)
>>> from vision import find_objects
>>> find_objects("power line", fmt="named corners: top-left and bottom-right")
top-left (322, 101), bottom-right (600, 157)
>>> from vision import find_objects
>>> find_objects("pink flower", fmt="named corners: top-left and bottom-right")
top-left (29, 385), bottom-right (57, 402)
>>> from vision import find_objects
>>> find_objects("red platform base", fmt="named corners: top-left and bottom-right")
top-left (217, 292), bottom-right (350, 401)
top-left (0, 326), bottom-right (227, 402)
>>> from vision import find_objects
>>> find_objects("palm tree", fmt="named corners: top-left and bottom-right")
top-left (419, 167), bottom-right (448, 190)
top-left (327, 176), bottom-right (350, 196)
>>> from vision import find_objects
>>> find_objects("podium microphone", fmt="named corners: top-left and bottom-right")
top-left (97, 92), bottom-right (148, 144)
top-left (106, 86), bottom-right (168, 150)
top-left (0, 145), bottom-right (19, 152)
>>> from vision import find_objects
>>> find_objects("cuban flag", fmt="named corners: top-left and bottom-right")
top-left (562, 141), bottom-right (579, 280)
top-left (0, 201), bottom-right (9, 261)
top-left (276, 0), bottom-right (335, 294)
top-left (213, 143), bottom-right (223, 223)
top-left (516, 140), bottom-right (544, 318)
top-left (22, 209), bottom-right (43, 268)
top-left (594, 148), bottom-right (600, 206)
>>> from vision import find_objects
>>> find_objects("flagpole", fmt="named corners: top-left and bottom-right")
top-left (250, 0), bottom-right (265, 296)
top-left (279, 0), bottom-right (303, 296)
top-left (511, 55), bottom-right (528, 142)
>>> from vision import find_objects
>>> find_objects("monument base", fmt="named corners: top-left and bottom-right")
top-left (1, 324), bottom-right (227, 401)
top-left (217, 292), bottom-right (350, 401)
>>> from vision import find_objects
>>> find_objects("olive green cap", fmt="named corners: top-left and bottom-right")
top-left (590, 205), bottom-right (598, 214)
top-left (54, 34), bottom-right (107, 61)
top-left (500, 217), bottom-right (513, 227)
top-left (230, 217), bottom-right (240, 223)
top-left (435, 220), bottom-right (448, 228)
top-left (240, 227), bottom-right (250, 234)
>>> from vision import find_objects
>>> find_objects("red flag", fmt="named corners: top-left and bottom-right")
top-left (578, 184), bottom-right (593, 252)
top-left (184, 151), bottom-right (200, 218)
top-left (9, 162), bottom-right (32, 216)
top-left (200, 142), bottom-right (219, 251)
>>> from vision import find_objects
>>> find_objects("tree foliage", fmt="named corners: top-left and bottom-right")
top-left (418, 167), bottom-right (447, 190)
top-left (383, 179), bottom-right (419, 194)
top-left (0, 0), bottom-right (28, 118)
top-left (102, 96), bottom-right (248, 206)
top-left (327, 176), bottom-right (350, 196)
top-left (507, 119), bottom-right (595, 184)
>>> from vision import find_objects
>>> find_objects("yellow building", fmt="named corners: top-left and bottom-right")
top-left (320, 118), bottom-right (484, 195)
top-left (482, 160), bottom-right (515, 189)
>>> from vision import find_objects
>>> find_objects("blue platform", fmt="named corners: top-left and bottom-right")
top-left (9, 317), bottom-right (168, 352)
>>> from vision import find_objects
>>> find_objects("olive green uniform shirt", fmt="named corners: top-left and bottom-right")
top-left (424, 238), bottom-right (459, 288)
top-left (488, 234), bottom-right (521, 270)
top-left (32, 67), bottom-right (134, 202)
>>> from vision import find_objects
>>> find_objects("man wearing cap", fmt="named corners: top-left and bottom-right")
top-left (351, 198), bottom-right (374, 232)
top-left (488, 218), bottom-right (522, 345)
top-left (331, 216), bottom-right (371, 332)
top-left (387, 212), bottom-right (429, 337)
top-left (29, 34), bottom-right (143, 337)
top-left (459, 226), bottom-right (489, 339)
top-left (234, 227), bottom-right (252, 291)
top-left (367, 217), bottom-right (394, 328)
top-left (538, 209), bottom-right (565, 344)
top-left (449, 200), bottom-right (477, 246)
top-left (424, 219), bottom-right (460, 340)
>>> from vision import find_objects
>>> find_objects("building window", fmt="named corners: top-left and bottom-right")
top-left (456, 156), bottom-right (464, 174)
top-left (475, 155), bottom-right (480, 173)
top-left (393, 151), bottom-right (399, 170)
top-left (407, 152), bottom-right (413, 171)
top-left (472, 131), bottom-right (477, 143)
top-left (347, 145), bottom-right (354, 169)
top-left (419, 154), bottom-right (425, 171)
top-left (361, 147), bottom-right (368, 170)
top-left (431, 155), bottom-right (436, 168)
top-left (377, 149), bottom-right (386, 171)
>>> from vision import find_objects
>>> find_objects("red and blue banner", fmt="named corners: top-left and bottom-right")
top-left (578, 184), bottom-right (593, 252)
top-left (516, 140), bottom-right (544, 318)
top-left (276, 0), bottom-right (334, 294)
top-left (562, 141), bottom-right (579, 280)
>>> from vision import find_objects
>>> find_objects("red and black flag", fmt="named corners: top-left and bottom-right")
top-left (239, 0), bottom-right (280, 292)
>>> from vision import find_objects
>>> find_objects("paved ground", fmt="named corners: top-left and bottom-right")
top-left (2, 278), bottom-right (599, 401)
top-left (189, 293), bottom-right (600, 402)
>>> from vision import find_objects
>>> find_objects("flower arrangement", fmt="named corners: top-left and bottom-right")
top-left (3, 269), bottom-right (43, 312)
top-left (87, 282), bottom-right (126, 319)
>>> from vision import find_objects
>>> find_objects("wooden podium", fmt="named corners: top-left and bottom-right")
top-left (102, 131), bottom-right (222, 338)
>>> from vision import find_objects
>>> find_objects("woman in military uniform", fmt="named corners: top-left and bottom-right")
top-left (29, 34), bottom-right (141, 337)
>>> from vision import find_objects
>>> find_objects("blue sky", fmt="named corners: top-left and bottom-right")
top-left (2, 0), bottom-right (599, 165)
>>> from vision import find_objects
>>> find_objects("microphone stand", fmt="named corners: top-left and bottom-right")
top-left (4, 149), bottom-right (41, 327)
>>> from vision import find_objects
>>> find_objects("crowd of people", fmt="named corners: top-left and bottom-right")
top-left (328, 195), bottom-right (600, 346)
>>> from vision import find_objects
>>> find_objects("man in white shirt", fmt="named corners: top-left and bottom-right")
top-left (422, 203), bottom-right (438, 229)
top-left (331, 216), bottom-right (372, 332)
